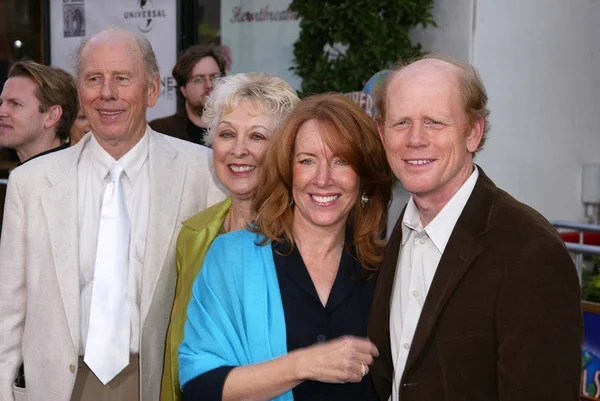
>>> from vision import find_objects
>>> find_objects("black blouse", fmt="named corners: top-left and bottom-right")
top-left (183, 241), bottom-right (379, 401)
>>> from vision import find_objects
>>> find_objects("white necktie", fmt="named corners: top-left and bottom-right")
top-left (84, 162), bottom-right (131, 384)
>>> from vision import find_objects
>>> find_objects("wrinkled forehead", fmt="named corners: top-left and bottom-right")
top-left (80, 33), bottom-right (142, 71)
top-left (87, 29), bottom-right (137, 49)
top-left (222, 97), bottom-right (269, 118)
top-left (386, 61), bottom-right (463, 114)
top-left (395, 59), bottom-right (461, 92)
top-left (220, 99), bottom-right (280, 129)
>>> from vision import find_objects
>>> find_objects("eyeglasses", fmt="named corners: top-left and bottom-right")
top-left (188, 73), bottom-right (221, 86)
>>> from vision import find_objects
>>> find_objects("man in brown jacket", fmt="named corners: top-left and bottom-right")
top-left (368, 55), bottom-right (583, 401)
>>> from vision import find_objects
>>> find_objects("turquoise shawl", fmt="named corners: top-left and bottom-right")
top-left (179, 229), bottom-right (293, 401)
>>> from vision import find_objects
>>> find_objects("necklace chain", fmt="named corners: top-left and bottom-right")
top-left (226, 207), bottom-right (232, 233)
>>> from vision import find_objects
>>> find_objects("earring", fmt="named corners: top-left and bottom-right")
top-left (289, 197), bottom-right (294, 206)
top-left (361, 193), bottom-right (369, 208)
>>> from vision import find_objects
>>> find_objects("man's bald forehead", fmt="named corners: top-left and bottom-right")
top-left (392, 58), bottom-right (462, 87)
top-left (81, 28), bottom-right (138, 56)
top-left (75, 27), bottom-right (160, 84)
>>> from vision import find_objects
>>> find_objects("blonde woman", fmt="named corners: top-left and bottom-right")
top-left (162, 72), bottom-right (300, 401)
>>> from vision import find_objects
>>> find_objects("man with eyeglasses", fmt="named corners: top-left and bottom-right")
top-left (150, 44), bottom-right (227, 147)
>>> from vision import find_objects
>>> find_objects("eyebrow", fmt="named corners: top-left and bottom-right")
top-left (387, 114), bottom-right (454, 124)
top-left (0, 96), bottom-right (24, 103)
top-left (386, 111), bottom-right (410, 121)
top-left (248, 124), bottom-right (270, 131)
top-left (84, 70), bottom-right (131, 77)
top-left (295, 152), bottom-right (318, 158)
top-left (218, 121), bottom-right (270, 131)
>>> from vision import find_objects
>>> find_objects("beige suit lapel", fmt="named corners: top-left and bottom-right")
top-left (40, 136), bottom-right (89, 349)
top-left (140, 130), bottom-right (186, 323)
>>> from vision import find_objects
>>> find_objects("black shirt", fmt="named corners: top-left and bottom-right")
top-left (183, 241), bottom-right (379, 401)
top-left (186, 117), bottom-right (209, 147)
top-left (21, 143), bottom-right (69, 164)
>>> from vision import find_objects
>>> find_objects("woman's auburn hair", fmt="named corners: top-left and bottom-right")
top-left (250, 93), bottom-right (394, 271)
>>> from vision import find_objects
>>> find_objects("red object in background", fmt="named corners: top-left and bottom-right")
top-left (560, 231), bottom-right (600, 245)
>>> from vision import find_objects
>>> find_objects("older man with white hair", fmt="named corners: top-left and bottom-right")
top-left (0, 27), bottom-right (225, 401)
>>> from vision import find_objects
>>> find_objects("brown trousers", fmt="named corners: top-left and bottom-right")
top-left (71, 356), bottom-right (139, 401)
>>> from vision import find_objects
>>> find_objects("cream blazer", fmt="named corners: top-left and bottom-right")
top-left (0, 129), bottom-right (227, 401)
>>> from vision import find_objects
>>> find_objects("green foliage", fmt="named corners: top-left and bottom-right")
top-left (582, 258), bottom-right (600, 303)
top-left (198, 23), bottom-right (218, 44)
top-left (289, 0), bottom-right (436, 95)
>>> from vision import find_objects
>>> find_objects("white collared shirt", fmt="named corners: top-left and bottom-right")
top-left (77, 130), bottom-right (150, 355)
top-left (389, 166), bottom-right (479, 400)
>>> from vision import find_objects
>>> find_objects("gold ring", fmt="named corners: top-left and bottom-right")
top-left (360, 362), bottom-right (367, 377)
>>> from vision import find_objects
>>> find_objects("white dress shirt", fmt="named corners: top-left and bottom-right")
top-left (78, 131), bottom-right (150, 355)
top-left (390, 167), bottom-right (479, 400)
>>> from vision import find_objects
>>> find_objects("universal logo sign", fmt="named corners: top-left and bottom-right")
top-left (124, 0), bottom-right (167, 33)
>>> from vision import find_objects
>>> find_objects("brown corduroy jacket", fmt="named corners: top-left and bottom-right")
top-left (368, 168), bottom-right (583, 401)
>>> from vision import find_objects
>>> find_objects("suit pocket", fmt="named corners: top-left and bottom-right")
top-left (12, 384), bottom-right (27, 401)
top-left (437, 335), bottom-right (496, 400)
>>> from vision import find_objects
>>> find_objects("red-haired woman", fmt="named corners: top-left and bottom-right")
top-left (179, 93), bottom-right (393, 401)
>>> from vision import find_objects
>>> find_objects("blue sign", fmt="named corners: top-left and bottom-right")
top-left (362, 70), bottom-right (392, 97)
top-left (583, 309), bottom-right (600, 398)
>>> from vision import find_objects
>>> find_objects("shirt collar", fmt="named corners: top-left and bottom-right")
top-left (401, 198), bottom-right (424, 245)
top-left (401, 165), bottom-right (479, 253)
top-left (86, 127), bottom-right (150, 184)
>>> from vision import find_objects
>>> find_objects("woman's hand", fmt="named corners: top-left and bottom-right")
top-left (219, 336), bottom-right (378, 401)
top-left (294, 335), bottom-right (379, 384)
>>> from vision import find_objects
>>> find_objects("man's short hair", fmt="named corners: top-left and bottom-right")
top-left (375, 53), bottom-right (491, 152)
top-left (172, 44), bottom-right (227, 92)
top-left (8, 60), bottom-right (78, 142)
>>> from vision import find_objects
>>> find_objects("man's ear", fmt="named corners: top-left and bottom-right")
top-left (466, 117), bottom-right (484, 153)
top-left (147, 73), bottom-right (161, 107)
top-left (376, 119), bottom-right (386, 145)
top-left (179, 85), bottom-right (188, 99)
top-left (44, 105), bottom-right (63, 130)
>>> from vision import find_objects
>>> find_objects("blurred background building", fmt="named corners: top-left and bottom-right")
top-left (1, 0), bottom-right (599, 224)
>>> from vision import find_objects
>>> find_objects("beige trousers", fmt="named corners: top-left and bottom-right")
top-left (71, 356), bottom-right (139, 401)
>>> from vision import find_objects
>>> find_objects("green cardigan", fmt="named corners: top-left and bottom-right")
top-left (161, 197), bottom-right (231, 401)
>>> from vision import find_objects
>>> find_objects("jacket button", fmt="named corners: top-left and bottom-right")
top-left (69, 364), bottom-right (76, 373)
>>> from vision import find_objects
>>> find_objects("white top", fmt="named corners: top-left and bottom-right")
top-left (77, 131), bottom-right (150, 355)
top-left (389, 166), bottom-right (479, 400)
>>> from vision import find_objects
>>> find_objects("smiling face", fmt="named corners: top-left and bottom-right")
top-left (292, 119), bottom-right (360, 232)
top-left (0, 76), bottom-right (48, 157)
top-left (212, 99), bottom-right (279, 201)
top-left (379, 59), bottom-right (483, 206)
top-left (77, 32), bottom-right (159, 156)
